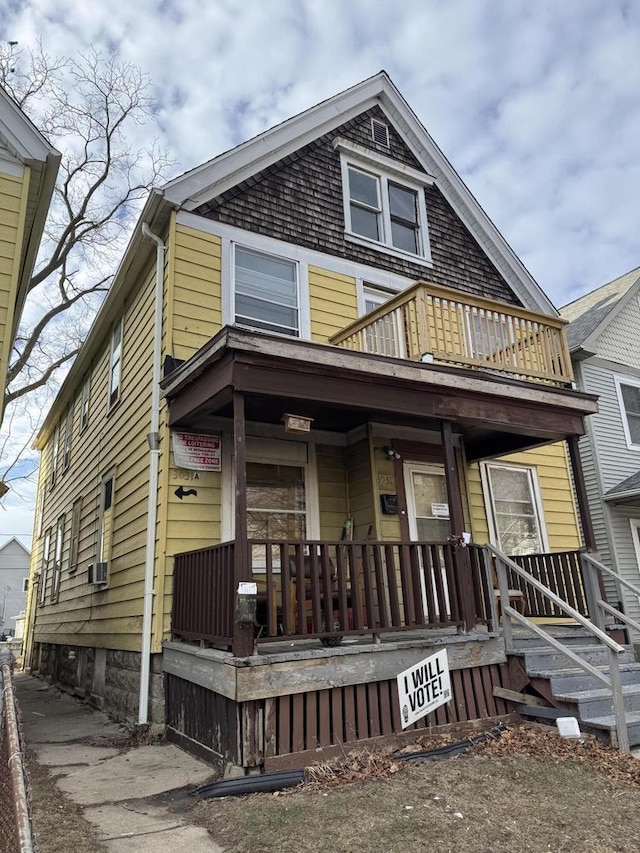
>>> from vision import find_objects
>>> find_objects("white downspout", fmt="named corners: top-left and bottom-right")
top-left (138, 222), bottom-right (165, 726)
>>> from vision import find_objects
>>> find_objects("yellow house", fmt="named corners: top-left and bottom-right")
top-left (25, 73), bottom-right (603, 769)
top-left (0, 85), bottom-right (60, 427)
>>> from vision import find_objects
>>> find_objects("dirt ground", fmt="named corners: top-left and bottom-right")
top-left (20, 725), bottom-right (640, 853)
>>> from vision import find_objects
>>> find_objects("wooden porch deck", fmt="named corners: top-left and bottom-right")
top-left (166, 542), bottom-right (593, 771)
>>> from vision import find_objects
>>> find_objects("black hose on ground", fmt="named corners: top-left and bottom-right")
top-left (195, 722), bottom-right (507, 799)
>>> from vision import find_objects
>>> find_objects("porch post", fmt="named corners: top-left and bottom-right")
top-left (567, 436), bottom-right (597, 553)
top-left (441, 420), bottom-right (476, 631)
top-left (233, 390), bottom-right (254, 657)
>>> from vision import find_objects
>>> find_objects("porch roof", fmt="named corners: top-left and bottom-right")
top-left (160, 326), bottom-right (598, 461)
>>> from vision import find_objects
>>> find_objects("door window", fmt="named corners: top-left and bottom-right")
top-left (406, 464), bottom-right (450, 542)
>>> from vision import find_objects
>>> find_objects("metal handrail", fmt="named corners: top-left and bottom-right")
top-left (581, 550), bottom-right (640, 605)
top-left (487, 545), bottom-right (630, 753)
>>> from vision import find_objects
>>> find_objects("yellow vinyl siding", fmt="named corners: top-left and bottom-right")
top-left (31, 258), bottom-right (158, 652)
top-left (346, 437), bottom-right (375, 540)
top-left (317, 444), bottom-right (348, 539)
top-left (309, 266), bottom-right (358, 342)
top-left (467, 441), bottom-right (581, 552)
top-left (0, 168), bottom-right (29, 418)
top-left (170, 223), bottom-right (222, 361)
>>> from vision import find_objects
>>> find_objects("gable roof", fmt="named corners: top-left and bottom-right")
top-left (36, 72), bottom-right (562, 443)
top-left (163, 71), bottom-right (557, 317)
top-left (560, 267), bottom-right (640, 354)
top-left (0, 85), bottom-right (61, 344)
top-left (0, 537), bottom-right (30, 558)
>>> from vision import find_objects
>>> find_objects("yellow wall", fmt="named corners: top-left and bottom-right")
top-left (309, 266), bottom-right (358, 342)
top-left (0, 166), bottom-right (30, 421)
top-left (32, 258), bottom-right (158, 650)
top-left (467, 441), bottom-right (581, 551)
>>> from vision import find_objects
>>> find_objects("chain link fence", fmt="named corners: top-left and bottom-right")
top-left (0, 651), bottom-right (33, 853)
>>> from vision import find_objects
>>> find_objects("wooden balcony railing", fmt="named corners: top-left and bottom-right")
top-left (330, 282), bottom-right (573, 387)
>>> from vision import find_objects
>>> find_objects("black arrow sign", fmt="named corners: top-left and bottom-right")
top-left (175, 486), bottom-right (198, 500)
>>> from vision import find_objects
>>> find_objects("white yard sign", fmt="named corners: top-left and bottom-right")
top-left (397, 649), bottom-right (451, 728)
top-left (172, 431), bottom-right (221, 471)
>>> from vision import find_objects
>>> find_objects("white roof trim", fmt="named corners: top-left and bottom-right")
top-left (0, 86), bottom-right (58, 164)
top-left (163, 71), bottom-right (557, 317)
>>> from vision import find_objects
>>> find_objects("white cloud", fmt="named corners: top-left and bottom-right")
top-left (2, 0), bottom-right (640, 535)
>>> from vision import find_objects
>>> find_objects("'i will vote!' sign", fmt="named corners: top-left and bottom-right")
top-left (396, 649), bottom-right (451, 728)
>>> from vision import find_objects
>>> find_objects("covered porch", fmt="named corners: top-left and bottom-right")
top-left (159, 317), bottom-right (598, 770)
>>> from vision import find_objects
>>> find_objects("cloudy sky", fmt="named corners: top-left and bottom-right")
top-left (1, 0), bottom-right (640, 546)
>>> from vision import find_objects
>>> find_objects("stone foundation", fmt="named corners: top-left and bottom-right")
top-left (32, 642), bottom-right (164, 725)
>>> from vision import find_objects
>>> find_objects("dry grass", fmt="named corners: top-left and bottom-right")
top-left (26, 753), bottom-right (107, 853)
top-left (190, 726), bottom-right (640, 853)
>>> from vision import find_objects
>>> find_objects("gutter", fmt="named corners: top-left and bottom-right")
top-left (138, 222), bottom-right (165, 726)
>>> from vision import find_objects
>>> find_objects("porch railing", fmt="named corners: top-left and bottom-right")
top-left (506, 550), bottom-right (589, 617)
top-left (329, 281), bottom-right (573, 387)
top-left (171, 539), bottom-right (494, 650)
top-left (172, 542), bottom-right (235, 645)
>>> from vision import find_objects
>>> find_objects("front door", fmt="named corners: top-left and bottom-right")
top-left (404, 462), bottom-right (451, 618)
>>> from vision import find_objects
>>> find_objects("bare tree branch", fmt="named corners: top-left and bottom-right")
top-left (0, 43), bottom-right (174, 483)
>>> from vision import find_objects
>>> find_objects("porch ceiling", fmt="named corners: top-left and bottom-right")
top-left (160, 327), bottom-right (598, 461)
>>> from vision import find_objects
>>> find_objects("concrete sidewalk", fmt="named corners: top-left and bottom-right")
top-left (15, 674), bottom-right (223, 852)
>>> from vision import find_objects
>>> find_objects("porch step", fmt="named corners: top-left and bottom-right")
top-left (529, 663), bottom-right (640, 695)
top-left (553, 683), bottom-right (640, 719)
top-left (509, 630), bottom-right (596, 652)
top-left (512, 644), bottom-right (636, 673)
top-left (578, 710), bottom-right (640, 747)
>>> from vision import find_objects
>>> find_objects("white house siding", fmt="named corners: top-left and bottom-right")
top-left (597, 291), bottom-right (640, 370)
top-left (579, 357), bottom-right (640, 629)
top-left (0, 539), bottom-right (30, 636)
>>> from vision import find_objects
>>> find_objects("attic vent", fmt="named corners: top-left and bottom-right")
top-left (371, 119), bottom-right (390, 147)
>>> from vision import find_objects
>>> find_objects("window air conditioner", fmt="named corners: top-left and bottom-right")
top-left (88, 561), bottom-right (108, 585)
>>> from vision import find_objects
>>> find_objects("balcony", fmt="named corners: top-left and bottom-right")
top-left (330, 282), bottom-right (573, 387)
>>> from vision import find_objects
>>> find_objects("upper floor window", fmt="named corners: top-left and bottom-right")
top-left (49, 424), bottom-right (59, 489)
top-left (482, 462), bottom-right (548, 557)
top-left (109, 319), bottom-right (123, 408)
top-left (62, 402), bottom-right (73, 471)
top-left (234, 246), bottom-right (299, 337)
top-left (51, 514), bottom-right (65, 602)
top-left (615, 376), bottom-right (640, 450)
top-left (80, 373), bottom-right (91, 433)
top-left (335, 138), bottom-right (432, 265)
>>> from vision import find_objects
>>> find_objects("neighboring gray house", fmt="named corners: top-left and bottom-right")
top-left (0, 537), bottom-right (30, 637)
top-left (561, 267), bottom-right (640, 629)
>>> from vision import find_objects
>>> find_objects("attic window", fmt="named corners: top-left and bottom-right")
top-left (334, 138), bottom-right (433, 265)
top-left (371, 119), bottom-right (389, 147)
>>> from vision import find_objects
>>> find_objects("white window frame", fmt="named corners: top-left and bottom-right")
top-left (630, 519), bottom-right (640, 575)
top-left (614, 374), bottom-right (640, 451)
top-left (98, 470), bottom-right (116, 565)
top-left (51, 514), bottom-right (65, 602)
top-left (109, 319), bottom-right (123, 409)
top-left (335, 138), bottom-right (433, 267)
top-left (39, 528), bottom-right (51, 606)
top-left (80, 373), bottom-right (91, 433)
top-left (481, 462), bottom-right (549, 556)
top-left (49, 424), bottom-right (59, 489)
top-left (62, 401), bottom-right (73, 472)
top-left (231, 243), bottom-right (302, 339)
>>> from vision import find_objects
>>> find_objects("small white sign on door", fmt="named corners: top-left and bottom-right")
top-left (396, 648), bottom-right (451, 728)
top-left (431, 502), bottom-right (449, 517)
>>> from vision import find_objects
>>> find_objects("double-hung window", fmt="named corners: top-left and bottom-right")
top-left (234, 246), bottom-right (299, 337)
top-left (482, 463), bottom-right (548, 557)
top-left (62, 402), bottom-right (73, 471)
top-left (336, 139), bottom-right (432, 263)
top-left (51, 515), bottom-right (65, 602)
top-left (80, 373), bottom-right (91, 432)
top-left (109, 319), bottom-right (123, 408)
top-left (615, 376), bottom-right (640, 450)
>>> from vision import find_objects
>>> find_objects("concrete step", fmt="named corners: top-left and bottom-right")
top-left (510, 633), bottom-right (598, 652)
top-left (553, 683), bottom-right (640, 719)
top-left (579, 709), bottom-right (640, 747)
top-left (533, 663), bottom-right (640, 695)
top-left (514, 645), bottom-right (636, 672)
